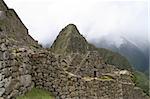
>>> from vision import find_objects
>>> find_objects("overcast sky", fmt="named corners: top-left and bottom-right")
top-left (4, 0), bottom-right (148, 47)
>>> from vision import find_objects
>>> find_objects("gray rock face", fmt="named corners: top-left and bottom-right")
top-left (0, 11), bottom-right (6, 20)
top-left (20, 75), bottom-right (32, 88)
top-left (0, 0), bottom-right (7, 11)
top-left (0, 10), bottom-right (39, 47)
top-left (0, 88), bottom-right (5, 96)
top-left (51, 24), bottom-right (90, 54)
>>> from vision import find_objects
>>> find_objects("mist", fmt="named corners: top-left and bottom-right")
top-left (4, 0), bottom-right (148, 48)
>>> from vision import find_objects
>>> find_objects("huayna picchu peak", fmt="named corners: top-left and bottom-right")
top-left (51, 23), bottom-right (90, 54)
top-left (0, 0), bottom-right (149, 99)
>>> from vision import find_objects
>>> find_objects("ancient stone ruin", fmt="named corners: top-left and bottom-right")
top-left (0, 1), bottom-right (149, 99)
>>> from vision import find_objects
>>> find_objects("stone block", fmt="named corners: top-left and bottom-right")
top-left (0, 88), bottom-right (5, 96)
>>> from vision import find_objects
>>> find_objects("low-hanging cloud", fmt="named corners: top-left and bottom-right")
top-left (4, 0), bottom-right (148, 48)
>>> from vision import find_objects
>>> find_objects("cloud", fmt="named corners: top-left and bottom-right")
top-left (4, 0), bottom-right (148, 47)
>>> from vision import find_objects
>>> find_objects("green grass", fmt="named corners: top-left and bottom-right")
top-left (133, 71), bottom-right (150, 96)
top-left (16, 88), bottom-right (55, 99)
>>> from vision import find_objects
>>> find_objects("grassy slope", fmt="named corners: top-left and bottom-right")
top-left (16, 88), bottom-right (54, 99)
top-left (133, 71), bottom-right (150, 96)
top-left (96, 48), bottom-right (132, 70)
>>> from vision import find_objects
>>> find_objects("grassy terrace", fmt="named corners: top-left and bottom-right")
top-left (17, 88), bottom-right (54, 99)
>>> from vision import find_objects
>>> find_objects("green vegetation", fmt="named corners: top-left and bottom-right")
top-left (87, 44), bottom-right (132, 70)
top-left (96, 48), bottom-right (132, 70)
top-left (16, 88), bottom-right (54, 99)
top-left (133, 71), bottom-right (150, 96)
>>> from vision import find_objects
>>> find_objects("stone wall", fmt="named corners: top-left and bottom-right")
top-left (0, 37), bottom-right (34, 98)
top-left (0, 10), bottom-right (39, 47)
top-left (30, 51), bottom-right (123, 99)
top-left (29, 51), bottom-right (149, 99)
top-left (0, 38), bottom-right (149, 99)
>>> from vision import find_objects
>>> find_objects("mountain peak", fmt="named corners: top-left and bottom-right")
top-left (59, 23), bottom-right (80, 37)
top-left (51, 24), bottom-right (91, 54)
top-left (66, 23), bottom-right (77, 28)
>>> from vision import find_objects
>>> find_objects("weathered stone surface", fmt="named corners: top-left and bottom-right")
top-left (0, 0), bottom-right (7, 11)
top-left (0, 97), bottom-right (4, 99)
top-left (0, 88), bottom-right (5, 96)
top-left (0, 52), bottom-right (3, 61)
top-left (0, 61), bottom-right (5, 70)
top-left (0, 43), bottom-right (7, 51)
top-left (19, 75), bottom-right (32, 88)
top-left (51, 24), bottom-right (91, 54)
top-left (30, 51), bottom-right (149, 99)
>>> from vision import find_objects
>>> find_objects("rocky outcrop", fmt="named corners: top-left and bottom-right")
top-left (0, 0), bottom-right (149, 99)
top-left (0, 8), bottom-right (39, 47)
top-left (51, 24), bottom-right (91, 54)
top-left (0, 0), bottom-right (8, 11)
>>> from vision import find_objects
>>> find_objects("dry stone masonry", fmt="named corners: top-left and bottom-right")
top-left (30, 51), bottom-right (149, 99)
top-left (0, 1), bottom-right (149, 99)
top-left (0, 36), bottom-right (34, 98)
